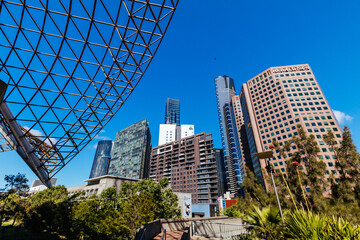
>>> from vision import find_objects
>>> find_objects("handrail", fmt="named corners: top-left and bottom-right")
top-left (161, 229), bottom-right (166, 240)
top-left (139, 228), bottom-right (146, 240)
top-left (192, 221), bottom-right (252, 227)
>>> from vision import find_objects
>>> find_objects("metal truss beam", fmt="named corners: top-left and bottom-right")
top-left (0, 0), bottom-right (179, 186)
top-left (0, 102), bottom-right (52, 187)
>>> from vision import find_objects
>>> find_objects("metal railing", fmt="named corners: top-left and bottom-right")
top-left (161, 229), bottom-right (166, 240)
top-left (191, 221), bottom-right (252, 239)
top-left (139, 228), bottom-right (146, 240)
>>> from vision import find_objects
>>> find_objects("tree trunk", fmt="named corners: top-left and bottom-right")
top-left (11, 215), bottom-right (17, 227)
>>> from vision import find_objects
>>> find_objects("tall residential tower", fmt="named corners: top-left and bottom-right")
top-left (150, 132), bottom-right (219, 216)
top-left (214, 76), bottom-right (244, 194)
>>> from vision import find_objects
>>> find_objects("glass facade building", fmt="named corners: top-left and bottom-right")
top-left (214, 76), bottom-right (244, 194)
top-left (214, 148), bottom-right (227, 197)
top-left (108, 119), bottom-right (151, 179)
top-left (165, 98), bottom-right (180, 126)
top-left (89, 140), bottom-right (112, 179)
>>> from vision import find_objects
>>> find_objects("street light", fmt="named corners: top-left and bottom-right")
top-left (253, 150), bottom-right (284, 222)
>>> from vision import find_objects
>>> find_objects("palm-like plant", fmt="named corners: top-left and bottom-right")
top-left (244, 206), bottom-right (283, 240)
top-left (285, 210), bottom-right (360, 240)
top-left (285, 210), bottom-right (328, 239)
top-left (327, 216), bottom-right (360, 240)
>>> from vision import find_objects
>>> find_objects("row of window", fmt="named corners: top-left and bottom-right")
top-left (275, 71), bottom-right (312, 78)
top-left (261, 129), bottom-right (340, 146)
top-left (288, 91), bottom-right (322, 97)
top-left (282, 77), bottom-right (315, 84)
top-left (286, 86), bottom-right (319, 92)
top-left (304, 121), bottom-right (335, 127)
top-left (293, 106), bottom-right (329, 112)
top-left (291, 101), bottom-right (326, 107)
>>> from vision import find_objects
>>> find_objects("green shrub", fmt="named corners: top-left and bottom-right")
top-left (224, 205), bottom-right (242, 218)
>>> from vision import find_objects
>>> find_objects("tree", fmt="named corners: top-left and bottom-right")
top-left (241, 166), bottom-right (273, 210)
top-left (4, 173), bottom-right (29, 195)
top-left (292, 125), bottom-right (326, 211)
top-left (117, 178), bottom-right (180, 219)
top-left (271, 125), bottom-right (326, 212)
top-left (122, 193), bottom-right (157, 238)
top-left (0, 173), bottom-right (29, 227)
top-left (71, 199), bottom-right (107, 240)
top-left (324, 127), bottom-right (360, 204)
top-left (23, 185), bottom-right (74, 237)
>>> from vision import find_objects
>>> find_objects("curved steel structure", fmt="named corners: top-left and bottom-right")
top-left (0, 0), bottom-right (179, 187)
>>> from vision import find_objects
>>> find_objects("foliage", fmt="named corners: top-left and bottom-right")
top-left (23, 186), bottom-right (73, 237)
top-left (0, 225), bottom-right (63, 240)
top-left (228, 125), bottom-right (360, 238)
top-left (71, 199), bottom-right (107, 240)
top-left (223, 205), bottom-right (242, 218)
top-left (274, 125), bottom-right (327, 212)
top-left (284, 210), bottom-right (360, 240)
top-left (327, 216), bottom-right (360, 240)
top-left (4, 173), bottom-right (29, 195)
top-left (0, 173), bottom-right (29, 228)
top-left (117, 178), bottom-right (181, 219)
top-left (11, 178), bottom-right (180, 239)
top-left (233, 207), bottom-right (360, 240)
top-left (285, 210), bottom-right (327, 239)
top-left (238, 166), bottom-right (274, 210)
top-left (122, 193), bottom-right (157, 238)
top-left (324, 127), bottom-right (360, 204)
top-left (243, 206), bottom-right (283, 240)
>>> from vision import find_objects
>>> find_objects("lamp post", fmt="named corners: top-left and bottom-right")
top-left (254, 150), bottom-right (284, 222)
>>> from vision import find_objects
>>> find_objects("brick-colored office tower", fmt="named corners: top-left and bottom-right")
top-left (150, 132), bottom-right (219, 215)
top-left (239, 64), bottom-right (342, 189)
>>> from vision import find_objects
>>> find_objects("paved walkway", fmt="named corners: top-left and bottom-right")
top-left (153, 230), bottom-right (185, 240)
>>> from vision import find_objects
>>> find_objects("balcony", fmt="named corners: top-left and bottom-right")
top-left (198, 195), bottom-right (209, 199)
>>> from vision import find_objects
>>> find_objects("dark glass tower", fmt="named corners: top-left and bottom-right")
top-left (165, 98), bottom-right (180, 126)
top-left (89, 140), bottom-right (113, 179)
top-left (108, 119), bottom-right (151, 179)
top-left (214, 148), bottom-right (227, 197)
top-left (214, 76), bottom-right (244, 194)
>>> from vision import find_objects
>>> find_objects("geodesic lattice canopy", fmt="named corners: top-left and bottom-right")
top-left (0, 0), bottom-right (178, 187)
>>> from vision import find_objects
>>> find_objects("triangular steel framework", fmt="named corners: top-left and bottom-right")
top-left (0, 0), bottom-right (179, 187)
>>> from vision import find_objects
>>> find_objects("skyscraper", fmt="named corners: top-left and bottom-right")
top-left (89, 140), bottom-right (113, 179)
top-left (214, 148), bottom-right (227, 197)
top-left (214, 76), bottom-right (244, 194)
top-left (232, 96), bottom-right (252, 172)
top-left (240, 64), bottom-right (342, 188)
top-left (108, 119), bottom-right (151, 179)
top-left (165, 98), bottom-right (180, 125)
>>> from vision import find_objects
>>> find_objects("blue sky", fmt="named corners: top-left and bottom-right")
top-left (1, 0), bottom-right (360, 188)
